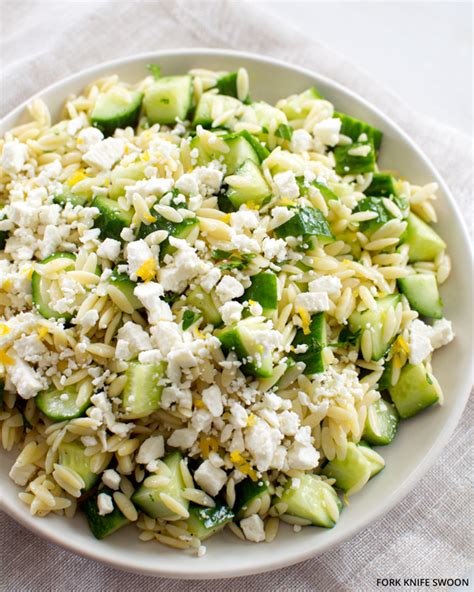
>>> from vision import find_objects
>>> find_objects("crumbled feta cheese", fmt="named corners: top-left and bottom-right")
top-left (408, 319), bottom-right (434, 365)
top-left (231, 233), bottom-right (260, 254)
top-left (279, 410), bottom-right (300, 436)
top-left (240, 514), bottom-right (265, 542)
top-left (9, 359), bottom-right (45, 399)
top-left (430, 318), bottom-right (454, 349)
top-left (126, 240), bottom-right (154, 280)
top-left (158, 238), bottom-right (204, 293)
top-left (166, 348), bottom-right (198, 382)
top-left (290, 129), bottom-right (313, 153)
top-left (39, 225), bottom-right (63, 258)
top-left (167, 428), bottom-right (198, 450)
top-left (194, 459), bottom-right (227, 496)
top-left (215, 275), bottom-right (244, 303)
top-left (271, 206), bottom-right (295, 228)
top-left (200, 267), bottom-right (222, 293)
top-left (230, 402), bottom-right (248, 428)
top-left (295, 292), bottom-right (330, 313)
top-left (83, 138), bottom-right (125, 170)
top-left (308, 275), bottom-right (342, 295)
top-left (97, 492), bottom-right (114, 516)
top-left (175, 173), bottom-right (199, 195)
top-left (136, 436), bottom-right (165, 464)
top-left (134, 282), bottom-right (172, 324)
top-left (115, 321), bottom-right (152, 360)
top-left (1, 140), bottom-right (28, 175)
top-left (248, 301), bottom-right (263, 316)
top-left (287, 441), bottom-right (319, 470)
top-left (230, 210), bottom-right (259, 231)
top-left (273, 171), bottom-right (299, 199)
top-left (79, 309), bottom-right (99, 333)
top-left (313, 118), bottom-right (341, 146)
top-left (262, 236), bottom-right (287, 262)
top-left (97, 238), bottom-right (121, 261)
top-left (102, 469), bottom-right (121, 490)
top-left (191, 409), bottom-right (213, 433)
top-left (151, 321), bottom-right (182, 356)
top-left (202, 385), bottom-right (223, 417)
top-left (76, 127), bottom-right (104, 152)
top-left (245, 418), bottom-right (281, 472)
top-left (220, 301), bottom-right (243, 325)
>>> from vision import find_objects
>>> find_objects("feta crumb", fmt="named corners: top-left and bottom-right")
top-left (279, 410), bottom-right (300, 436)
top-left (287, 441), bottom-right (319, 470)
top-left (136, 436), bottom-right (164, 464)
top-left (175, 173), bottom-right (199, 195)
top-left (116, 321), bottom-right (152, 360)
top-left (97, 492), bottom-right (114, 516)
top-left (126, 240), bottom-right (154, 280)
top-left (273, 170), bottom-right (299, 199)
top-left (102, 469), bottom-right (121, 490)
top-left (230, 210), bottom-right (259, 231)
top-left (83, 138), bottom-right (125, 170)
top-left (194, 459), bottom-right (227, 496)
top-left (201, 267), bottom-right (222, 293)
top-left (79, 309), bottom-right (99, 333)
top-left (408, 319), bottom-right (434, 365)
top-left (290, 129), bottom-right (313, 153)
top-left (308, 275), bottom-right (342, 295)
top-left (245, 417), bottom-right (281, 472)
top-left (151, 321), bottom-right (182, 356)
top-left (430, 318), bottom-right (454, 349)
top-left (76, 127), bottom-right (104, 152)
top-left (262, 236), bottom-right (287, 262)
top-left (240, 514), bottom-right (265, 542)
top-left (271, 206), bottom-right (295, 228)
top-left (9, 359), bottom-right (45, 399)
top-left (1, 140), bottom-right (28, 175)
top-left (158, 238), bottom-right (204, 293)
top-left (313, 118), bottom-right (341, 146)
top-left (215, 275), bottom-right (244, 303)
top-left (220, 301), bottom-right (243, 325)
top-left (295, 292), bottom-right (330, 313)
top-left (202, 385), bottom-right (223, 417)
top-left (97, 238), bottom-right (121, 261)
top-left (248, 301), bottom-right (263, 316)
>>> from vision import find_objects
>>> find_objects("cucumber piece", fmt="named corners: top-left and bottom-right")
top-left (307, 179), bottom-right (339, 203)
top-left (217, 193), bottom-right (236, 213)
top-left (353, 195), bottom-right (394, 232)
top-left (233, 478), bottom-right (269, 518)
top-left (242, 271), bottom-right (278, 315)
top-left (82, 487), bottom-right (130, 539)
top-left (279, 474), bottom-right (341, 528)
top-left (187, 287), bottom-right (222, 326)
top-left (187, 501), bottom-right (234, 540)
top-left (226, 160), bottom-right (271, 209)
top-left (403, 213), bottom-right (446, 263)
top-left (144, 75), bottom-right (192, 125)
top-left (193, 92), bottom-right (242, 128)
top-left (362, 399), bottom-right (399, 446)
top-left (388, 363), bottom-right (440, 418)
top-left (31, 252), bottom-right (76, 321)
top-left (132, 451), bottom-right (188, 519)
top-left (334, 141), bottom-right (376, 175)
top-left (321, 442), bottom-right (384, 493)
top-left (275, 123), bottom-right (293, 141)
top-left (109, 269), bottom-right (143, 311)
top-left (247, 101), bottom-right (287, 136)
top-left (182, 309), bottom-right (201, 330)
top-left (91, 87), bottom-right (143, 136)
top-left (53, 187), bottom-right (87, 208)
top-left (291, 312), bottom-right (326, 375)
top-left (238, 130), bottom-right (270, 163)
top-left (215, 71), bottom-right (250, 102)
top-left (334, 112), bottom-right (383, 150)
top-left (364, 173), bottom-right (397, 197)
top-left (36, 385), bottom-right (90, 421)
top-left (109, 162), bottom-right (146, 199)
top-left (216, 317), bottom-right (275, 378)
top-left (92, 196), bottom-right (134, 241)
top-left (274, 206), bottom-right (334, 246)
top-left (120, 360), bottom-right (166, 420)
top-left (58, 441), bottom-right (98, 491)
top-left (279, 87), bottom-right (324, 120)
top-left (137, 213), bottom-right (198, 259)
top-left (348, 294), bottom-right (401, 360)
top-left (190, 133), bottom-right (259, 174)
top-left (398, 273), bottom-right (443, 319)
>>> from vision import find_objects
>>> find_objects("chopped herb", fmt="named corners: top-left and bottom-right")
top-left (146, 64), bottom-right (161, 80)
top-left (275, 123), bottom-right (294, 141)
top-left (336, 326), bottom-right (361, 347)
top-left (182, 309), bottom-right (201, 330)
top-left (211, 249), bottom-right (256, 270)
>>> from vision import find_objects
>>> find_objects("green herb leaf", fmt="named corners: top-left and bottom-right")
top-left (275, 123), bottom-right (294, 141)
top-left (182, 309), bottom-right (201, 330)
top-left (147, 64), bottom-right (161, 80)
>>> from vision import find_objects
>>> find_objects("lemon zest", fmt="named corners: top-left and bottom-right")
top-left (230, 449), bottom-right (258, 481)
top-left (67, 169), bottom-right (87, 187)
top-left (37, 326), bottom-right (49, 340)
top-left (0, 324), bottom-right (10, 336)
top-left (230, 450), bottom-right (244, 464)
top-left (143, 213), bottom-right (157, 224)
top-left (194, 398), bottom-right (205, 409)
top-left (2, 279), bottom-right (12, 291)
top-left (278, 198), bottom-right (296, 207)
top-left (297, 306), bottom-right (311, 335)
top-left (135, 258), bottom-right (157, 282)
top-left (141, 151), bottom-right (150, 162)
top-left (22, 268), bottom-right (33, 279)
top-left (193, 326), bottom-right (206, 339)
top-left (395, 335), bottom-right (410, 354)
top-left (222, 213), bottom-right (231, 224)
top-left (0, 349), bottom-right (15, 366)
top-left (246, 413), bottom-right (256, 427)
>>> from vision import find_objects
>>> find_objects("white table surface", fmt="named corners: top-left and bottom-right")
top-left (259, 0), bottom-right (473, 135)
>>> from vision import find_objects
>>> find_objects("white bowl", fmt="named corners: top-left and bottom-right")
top-left (0, 49), bottom-right (472, 579)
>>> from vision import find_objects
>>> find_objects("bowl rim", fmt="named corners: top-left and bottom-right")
top-left (0, 47), bottom-right (472, 580)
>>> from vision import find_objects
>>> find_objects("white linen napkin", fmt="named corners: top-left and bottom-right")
top-left (1, 1), bottom-right (472, 590)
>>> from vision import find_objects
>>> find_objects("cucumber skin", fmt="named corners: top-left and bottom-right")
top-left (120, 361), bottom-right (165, 420)
top-left (354, 196), bottom-right (394, 232)
top-left (144, 76), bottom-right (192, 125)
top-left (31, 252), bottom-right (76, 322)
top-left (82, 488), bottom-right (130, 540)
top-left (187, 502), bottom-right (234, 540)
top-left (187, 287), bottom-right (222, 326)
top-left (226, 160), bottom-right (271, 209)
top-left (109, 271), bottom-right (143, 311)
top-left (397, 274), bottom-right (443, 319)
top-left (138, 215), bottom-right (198, 260)
top-left (217, 321), bottom-right (273, 378)
top-left (362, 399), bottom-right (399, 446)
top-left (53, 188), bottom-right (87, 208)
top-left (334, 112), bottom-right (383, 150)
top-left (334, 142), bottom-right (376, 175)
top-left (388, 363), bottom-right (440, 418)
top-left (274, 207), bottom-right (334, 244)
top-left (92, 196), bottom-right (134, 241)
top-left (36, 385), bottom-right (90, 421)
top-left (58, 441), bottom-right (99, 491)
top-left (364, 173), bottom-right (397, 197)
top-left (404, 213), bottom-right (446, 263)
top-left (321, 442), bottom-right (380, 492)
top-left (291, 312), bottom-right (326, 375)
top-left (233, 478), bottom-right (268, 518)
top-left (242, 271), bottom-right (278, 313)
top-left (91, 91), bottom-right (143, 136)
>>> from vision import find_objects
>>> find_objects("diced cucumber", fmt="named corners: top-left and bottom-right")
top-left (92, 196), bottom-right (134, 241)
top-left (403, 213), bottom-right (446, 263)
top-left (132, 452), bottom-right (188, 519)
top-left (334, 112), bottom-right (383, 150)
top-left (291, 312), bottom-right (326, 375)
top-left (242, 272), bottom-right (278, 315)
top-left (144, 75), bottom-right (192, 125)
top-left (334, 142), bottom-right (376, 175)
top-left (321, 442), bottom-right (384, 494)
top-left (353, 195), bottom-right (395, 232)
top-left (279, 87), bottom-right (324, 121)
top-left (215, 71), bottom-right (250, 102)
top-left (297, 178), bottom-right (339, 203)
top-left (246, 101), bottom-right (288, 136)
top-left (109, 162), bottom-right (146, 199)
top-left (182, 309), bottom-right (202, 330)
top-left (217, 317), bottom-right (275, 378)
top-left (31, 252), bottom-right (76, 321)
top-left (186, 501), bottom-right (234, 540)
top-left (364, 173), bottom-right (397, 197)
top-left (388, 363), bottom-right (440, 418)
top-left (91, 87), bottom-right (143, 136)
top-left (233, 478), bottom-right (269, 519)
top-left (226, 159), bottom-right (271, 209)
top-left (186, 286), bottom-right (222, 326)
top-left (348, 294), bottom-right (401, 360)
top-left (109, 269), bottom-right (143, 311)
top-left (58, 441), bottom-right (98, 491)
top-left (190, 132), bottom-right (261, 174)
top-left (120, 361), bottom-right (166, 420)
top-left (217, 193), bottom-right (236, 213)
top-left (398, 273), bottom-right (443, 319)
top-left (138, 213), bottom-right (198, 260)
top-left (274, 206), bottom-right (334, 246)
top-left (362, 399), bottom-right (399, 446)
top-left (193, 92), bottom-right (242, 128)
top-left (36, 385), bottom-right (90, 421)
top-left (53, 187), bottom-right (87, 208)
top-left (279, 474), bottom-right (341, 528)
top-left (238, 130), bottom-right (270, 162)
top-left (82, 487), bottom-right (130, 539)
top-left (275, 123), bottom-right (294, 141)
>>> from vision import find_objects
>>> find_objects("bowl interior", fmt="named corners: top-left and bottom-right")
top-left (0, 49), bottom-right (472, 579)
